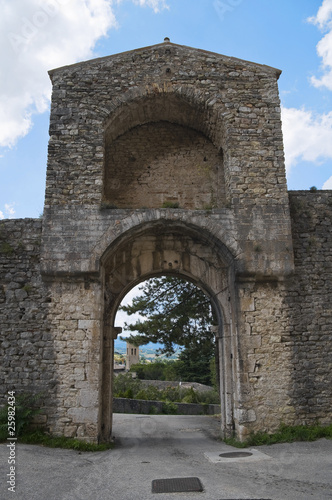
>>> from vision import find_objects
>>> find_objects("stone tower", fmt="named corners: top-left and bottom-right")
top-left (126, 343), bottom-right (139, 371)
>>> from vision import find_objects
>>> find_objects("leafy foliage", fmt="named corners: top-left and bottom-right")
top-left (113, 373), bottom-right (220, 405)
top-left (175, 341), bottom-right (215, 385)
top-left (112, 373), bottom-right (142, 399)
top-left (120, 276), bottom-right (215, 355)
top-left (18, 431), bottom-right (113, 451)
top-left (131, 360), bottom-right (177, 381)
top-left (131, 352), bottom-right (216, 386)
top-left (161, 201), bottom-right (180, 208)
top-left (0, 392), bottom-right (113, 450)
top-left (0, 242), bottom-right (14, 255)
top-left (0, 393), bottom-right (42, 440)
top-left (120, 276), bottom-right (218, 385)
top-left (225, 423), bottom-right (332, 448)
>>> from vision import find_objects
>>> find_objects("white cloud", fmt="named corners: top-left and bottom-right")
top-left (322, 175), bottom-right (332, 188)
top-left (133, 0), bottom-right (169, 12)
top-left (5, 203), bottom-right (16, 216)
top-left (115, 284), bottom-right (146, 335)
top-left (0, 0), bottom-right (167, 150)
top-left (308, 0), bottom-right (332, 28)
top-left (308, 0), bottom-right (332, 90)
top-left (281, 106), bottom-right (332, 172)
top-left (0, 203), bottom-right (16, 219)
top-left (280, 2), bottom-right (332, 185)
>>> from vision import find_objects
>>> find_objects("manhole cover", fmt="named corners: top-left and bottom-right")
top-left (152, 477), bottom-right (203, 494)
top-left (219, 451), bottom-right (253, 458)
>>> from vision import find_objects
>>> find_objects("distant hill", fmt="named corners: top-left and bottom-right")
top-left (114, 338), bottom-right (165, 353)
top-left (114, 339), bottom-right (181, 360)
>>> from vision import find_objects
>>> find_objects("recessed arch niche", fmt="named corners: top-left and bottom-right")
top-left (103, 93), bottom-right (227, 209)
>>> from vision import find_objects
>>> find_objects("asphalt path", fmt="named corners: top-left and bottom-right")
top-left (0, 414), bottom-right (331, 500)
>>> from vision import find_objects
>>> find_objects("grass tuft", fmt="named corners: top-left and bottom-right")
top-left (224, 423), bottom-right (332, 448)
top-left (161, 201), bottom-right (180, 208)
top-left (0, 242), bottom-right (14, 255)
top-left (8, 430), bottom-right (113, 452)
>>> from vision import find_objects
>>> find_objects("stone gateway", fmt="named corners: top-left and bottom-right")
top-left (0, 40), bottom-right (331, 442)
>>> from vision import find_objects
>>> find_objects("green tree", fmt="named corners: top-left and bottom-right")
top-left (175, 342), bottom-right (215, 385)
top-left (120, 276), bottom-right (216, 384)
top-left (121, 276), bottom-right (214, 353)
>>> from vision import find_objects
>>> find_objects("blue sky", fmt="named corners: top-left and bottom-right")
top-left (1, 0), bottom-right (332, 220)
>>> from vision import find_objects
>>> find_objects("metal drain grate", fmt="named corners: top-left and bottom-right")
top-left (152, 477), bottom-right (203, 494)
top-left (219, 451), bottom-right (253, 458)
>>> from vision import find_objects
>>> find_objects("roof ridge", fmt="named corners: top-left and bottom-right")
top-left (48, 39), bottom-right (281, 77)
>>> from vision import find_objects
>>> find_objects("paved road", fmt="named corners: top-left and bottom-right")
top-left (1, 414), bottom-right (331, 499)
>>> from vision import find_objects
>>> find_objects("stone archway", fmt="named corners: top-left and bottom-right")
top-left (32, 41), bottom-right (306, 444)
top-left (99, 219), bottom-right (239, 442)
top-left (4, 40), bottom-right (331, 448)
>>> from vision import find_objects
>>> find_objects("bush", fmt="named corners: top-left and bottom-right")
top-left (149, 405), bottom-right (158, 415)
top-left (162, 401), bottom-right (178, 414)
top-left (161, 386), bottom-right (181, 402)
top-left (225, 423), bottom-right (332, 448)
top-left (113, 373), bottom-right (142, 398)
top-left (136, 385), bottom-right (160, 401)
top-left (196, 390), bottom-right (220, 405)
top-left (130, 357), bottom-right (217, 386)
top-left (130, 361), bottom-right (176, 381)
top-left (181, 387), bottom-right (200, 404)
top-left (113, 373), bottom-right (220, 407)
top-left (0, 393), bottom-right (43, 441)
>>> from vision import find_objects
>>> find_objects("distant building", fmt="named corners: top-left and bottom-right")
top-left (126, 342), bottom-right (139, 370)
top-left (113, 362), bottom-right (126, 374)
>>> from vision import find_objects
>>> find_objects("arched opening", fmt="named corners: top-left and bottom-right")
top-left (111, 274), bottom-right (222, 436)
top-left (98, 220), bottom-right (239, 443)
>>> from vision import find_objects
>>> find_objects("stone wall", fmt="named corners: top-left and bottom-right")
top-left (287, 191), bottom-right (332, 425)
top-left (44, 279), bottom-right (103, 439)
top-left (0, 219), bottom-right (56, 426)
top-left (0, 190), bottom-right (331, 437)
top-left (104, 121), bottom-right (225, 209)
top-left (113, 397), bottom-right (221, 416)
top-left (234, 190), bottom-right (332, 433)
top-left (0, 218), bottom-right (104, 439)
top-left (236, 279), bottom-right (295, 433)
top-left (139, 380), bottom-right (214, 393)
